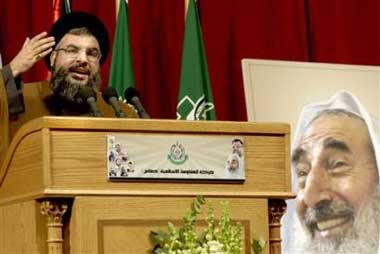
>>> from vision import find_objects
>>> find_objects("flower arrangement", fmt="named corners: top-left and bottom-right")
top-left (149, 196), bottom-right (265, 254)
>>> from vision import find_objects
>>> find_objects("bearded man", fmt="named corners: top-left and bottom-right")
top-left (282, 91), bottom-right (380, 254)
top-left (0, 12), bottom-right (137, 142)
top-left (44, 12), bottom-right (108, 116)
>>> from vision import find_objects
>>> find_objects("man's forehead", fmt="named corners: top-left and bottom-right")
top-left (58, 33), bottom-right (100, 49)
top-left (292, 114), bottom-right (370, 160)
top-left (302, 114), bottom-right (368, 142)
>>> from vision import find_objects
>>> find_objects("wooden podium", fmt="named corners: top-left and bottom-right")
top-left (0, 117), bottom-right (293, 254)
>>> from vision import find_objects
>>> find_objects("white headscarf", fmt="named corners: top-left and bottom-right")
top-left (281, 90), bottom-right (380, 254)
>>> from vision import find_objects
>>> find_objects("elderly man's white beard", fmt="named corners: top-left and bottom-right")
top-left (288, 187), bottom-right (380, 254)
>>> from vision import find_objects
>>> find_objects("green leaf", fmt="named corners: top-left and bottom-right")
top-left (196, 195), bottom-right (206, 205)
top-left (251, 237), bottom-right (266, 254)
top-left (149, 230), bottom-right (169, 246)
top-left (192, 202), bottom-right (201, 213)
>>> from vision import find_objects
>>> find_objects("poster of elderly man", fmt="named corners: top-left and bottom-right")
top-left (282, 91), bottom-right (380, 254)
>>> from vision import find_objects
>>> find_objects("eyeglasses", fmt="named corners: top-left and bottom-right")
top-left (55, 45), bottom-right (102, 62)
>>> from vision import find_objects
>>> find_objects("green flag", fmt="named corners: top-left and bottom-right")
top-left (109, 0), bottom-right (135, 99)
top-left (176, 0), bottom-right (216, 120)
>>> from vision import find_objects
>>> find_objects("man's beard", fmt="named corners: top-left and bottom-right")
top-left (50, 64), bottom-right (101, 104)
top-left (289, 187), bottom-right (380, 254)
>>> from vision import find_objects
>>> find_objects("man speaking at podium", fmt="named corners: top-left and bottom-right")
top-left (0, 12), bottom-right (137, 140)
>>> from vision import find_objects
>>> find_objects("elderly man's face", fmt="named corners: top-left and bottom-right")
top-left (293, 115), bottom-right (377, 246)
top-left (232, 140), bottom-right (243, 157)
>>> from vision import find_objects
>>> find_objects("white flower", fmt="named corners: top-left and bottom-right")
top-left (178, 249), bottom-right (191, 254)
top-left (207, 240), bottom-right (224, 253)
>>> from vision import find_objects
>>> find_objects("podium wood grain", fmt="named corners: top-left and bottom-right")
top-left (0, 117), bottom-right (293, 254)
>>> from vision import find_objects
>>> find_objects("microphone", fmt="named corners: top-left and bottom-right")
top-left (124, 87), bottom-right (150, 119)
top-left (79, 87), bottom-right (103, 117)
top-left (102, 87), bottom-right (127, 118)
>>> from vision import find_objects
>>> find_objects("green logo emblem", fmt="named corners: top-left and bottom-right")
top-left (168, 141), bottom-right (188, 165)
top-left (176, 95), bottom-right (215, 120)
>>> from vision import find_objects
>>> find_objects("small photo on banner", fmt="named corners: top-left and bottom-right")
top-left (107, 134), bottom-right (245, 181)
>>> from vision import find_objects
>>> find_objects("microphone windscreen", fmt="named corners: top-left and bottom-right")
top-left (124, 87), bottom-right (140, 103)
top-left (102, 87), bottom-right (119, 104)
top-left (79, 86), bottom-right (97, 101)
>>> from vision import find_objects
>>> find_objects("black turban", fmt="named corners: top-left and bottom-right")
top-left (45, 12), bottom-right (109, 69)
